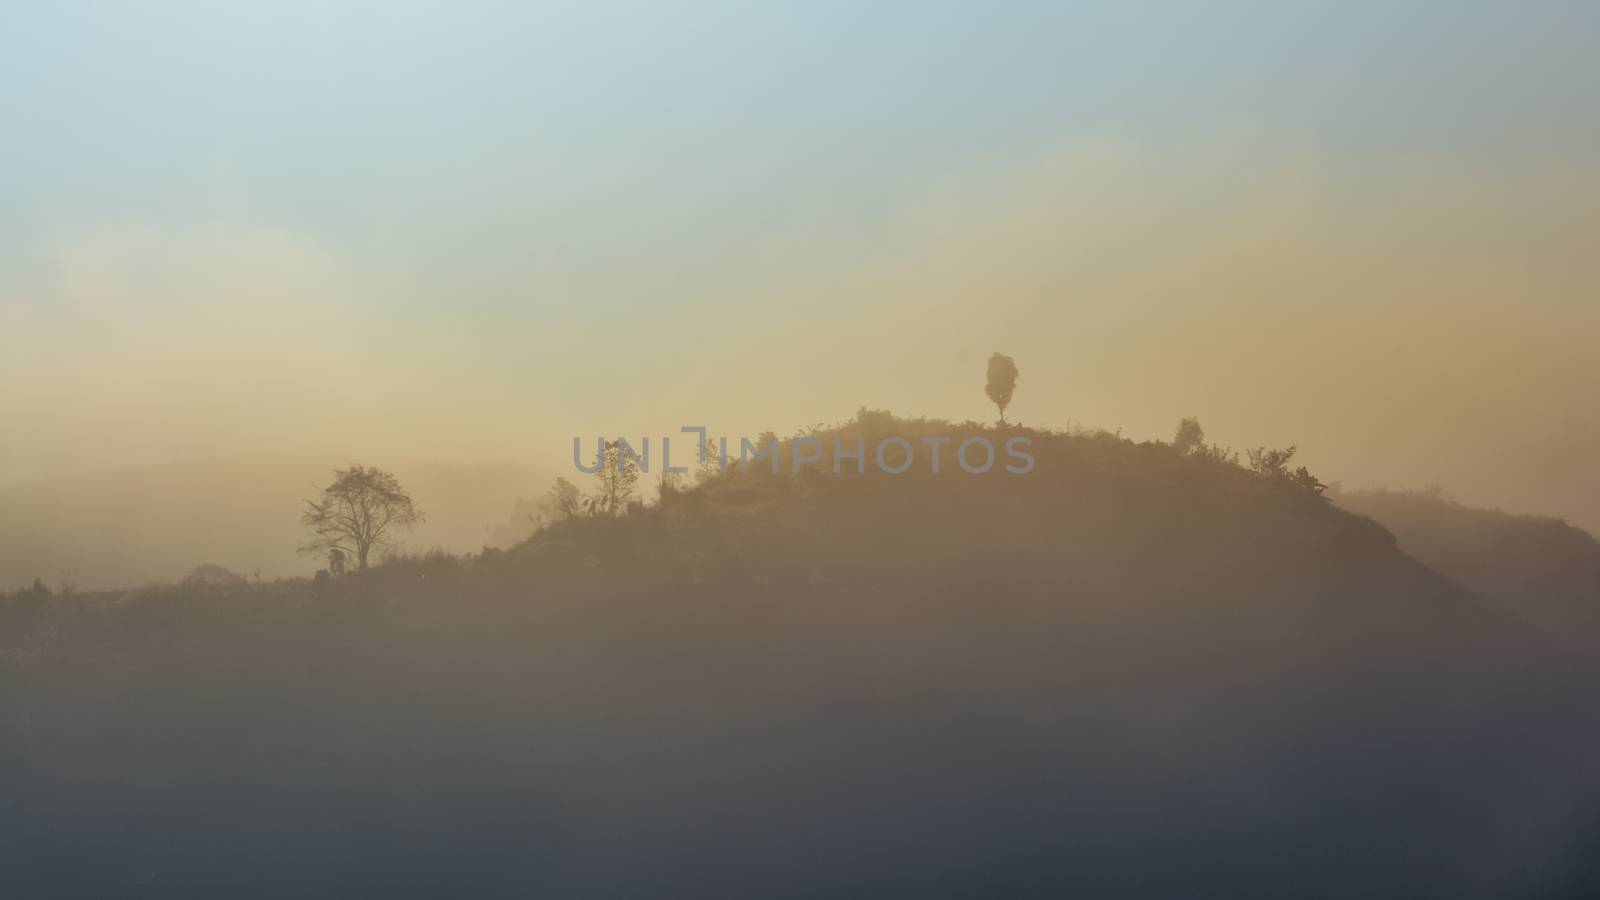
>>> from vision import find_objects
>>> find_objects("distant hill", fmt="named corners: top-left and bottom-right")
top-left (1340, 488), bottom-right (1600, 656)
top-left (4, 413), bottom-right (1599, 897)
top-left (1439, 418), bottom-right (1600, 537)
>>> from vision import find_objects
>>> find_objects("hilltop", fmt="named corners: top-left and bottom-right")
top-left (4, 412), bottom-right (1599, 898)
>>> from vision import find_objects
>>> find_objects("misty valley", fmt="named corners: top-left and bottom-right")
top-left (5, 406), bottom-right (1600, 897)
top-left (6, 4), bottom-right (1599, 896)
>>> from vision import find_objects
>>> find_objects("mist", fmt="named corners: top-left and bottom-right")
top-left (5, 139), bottom-right (1600, 581)
top-left (0, 456), bottom-right (551, 590)
top-left (7, 4), bottom-right (1600, 895)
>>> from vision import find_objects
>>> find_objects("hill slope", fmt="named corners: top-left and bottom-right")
top-left (1341, 488), bottom-right (1600, 656)
top-left (4, 416), bottom-right (1598, 898)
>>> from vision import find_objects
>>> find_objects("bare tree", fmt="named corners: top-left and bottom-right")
top-left (300, 465), bottom-right (423, 571)
top-left (986, 352), bottom-right (1019, 425)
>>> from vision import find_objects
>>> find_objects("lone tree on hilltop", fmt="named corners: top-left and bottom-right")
top-left (986, 352), bottom-right (1019, 425)
top-left (1172, 417), bottom-right (1238, 464)
top-left (300, 464), bottom-right (423, 571)
top-left (1173, 417), bottom-right (1206, 456)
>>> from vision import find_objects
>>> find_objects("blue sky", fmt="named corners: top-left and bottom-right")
top-left (7, 1), bottom-right (1593, 298)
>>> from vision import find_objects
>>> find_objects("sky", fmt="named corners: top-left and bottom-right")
top-left (3, 0), bottom-right (1600, 556)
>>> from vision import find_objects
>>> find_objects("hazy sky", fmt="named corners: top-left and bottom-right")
top-left (3, 2), bottom-right (1599, 521)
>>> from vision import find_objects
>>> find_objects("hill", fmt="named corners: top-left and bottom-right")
top-left (4, 413), bottom-right (1599, 898)
top-left (1340, 488), bottom-right (1600, 658)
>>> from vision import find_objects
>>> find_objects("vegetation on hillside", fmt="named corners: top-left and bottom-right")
top-left (4, 407), bottom-right (1598, 896)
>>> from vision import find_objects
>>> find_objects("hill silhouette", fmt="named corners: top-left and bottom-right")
top-left (1341, 488), bottom-right (1600, 659)
top-left (3, 411), bottom-right (1598, 897)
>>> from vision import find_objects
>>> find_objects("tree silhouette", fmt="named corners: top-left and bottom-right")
top-left (1173, 417), bottom-right (1238, 464)
top-left (695, 436), bottom-right (724, 484)
top-left (1246, 445), bottom-right (1329, 500)
top-left (587, 440), bottom-right (641, 516)
top-left (1246, 445), bottom-right (1297, 479)
top-left (184, 563), bottom-right (243, 587)
top-left (300, 465), bottom-right (423, 570)
top-left (986, 353), bottom-right (1018, 424)
top-left (546, 477), bottom-right (584, 520)
top-left (1173, 417), bottom-right (1206, 456)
